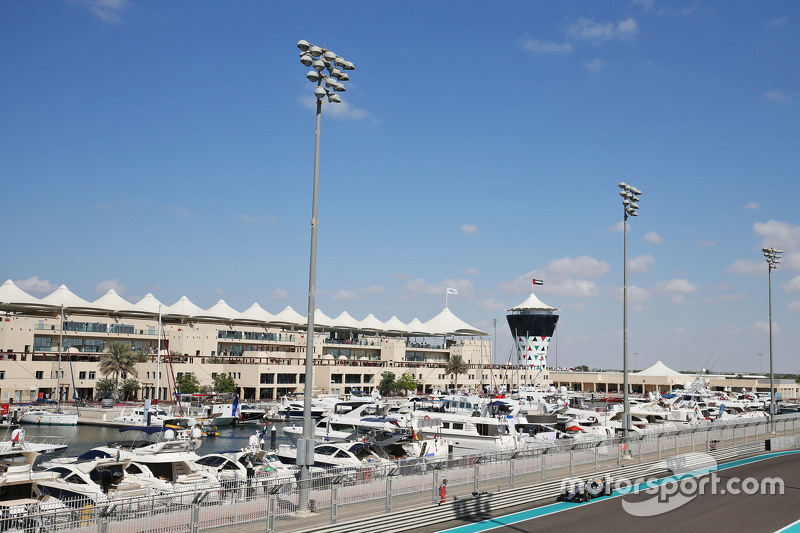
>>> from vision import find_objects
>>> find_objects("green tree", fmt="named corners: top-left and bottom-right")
top-left (213, 373), bottom-right (238, 394)
top-left (576, 365), bottom-right (589, 372)
top-left (175, 373), bottom-right (201, 394)
top-left (379, 371), bottom-right (396, 396)
top-left (95, 378), bottom-right (116, 399)
top-left (120, 378), bottom-right (141, 401)
top-left (445, 354), bottom-right (469, 391)
top-left (99, 342), bottom-right (138, 403)
top-left (395, 372), bottom-right (418, 394)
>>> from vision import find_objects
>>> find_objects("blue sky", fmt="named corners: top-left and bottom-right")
top-left (2, 1), bottom-right (799, 374)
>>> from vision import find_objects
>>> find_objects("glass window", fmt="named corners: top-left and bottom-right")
top-left (88, 372), bottom-right (96, 380)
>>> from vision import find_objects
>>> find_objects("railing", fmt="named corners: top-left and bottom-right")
top-left (4, 414), bottom-right (799, 533)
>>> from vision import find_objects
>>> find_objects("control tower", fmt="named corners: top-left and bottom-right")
top-left (506, 281), bottom-right (559, 375)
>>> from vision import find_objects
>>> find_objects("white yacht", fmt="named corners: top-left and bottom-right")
top-left (18, 408), bottom-right (77, 426)
top-left (112, 407), bottom-right (171, 426)
top-left (283, 401), bottom-right (401, 445)
top-left (275, 441), bottom-right (394, 472)
top-left (37, 455), bottom-right (152, 505)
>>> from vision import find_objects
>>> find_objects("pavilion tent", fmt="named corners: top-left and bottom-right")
top-left (236, 303), bottom-right (274, 324)
top-left (197, 299), bottom-right (240, 321)
top-left (423, 307), bottom-right (488, 336)
top-left (91, 289), bottom-right (148, 315)
top-left (358, 313), bottom-right (385, 332)
top-left (134, 293), bottom-right (166, 315)
top-left (0, 280), bottom-right (46, 310)
top-left (382, 316), bottom-right (408, 335)
top-left (301, 309), bottom-right (335, 329)
top-left (163, 296), bottom-right (204, 319)
top-left (634, 361), bottom-right (685, 377)
top-left (330, 311), bottom-right (361, 330)
top-left (269, 306), bottom-right (305, 328)
top-left (39, 285), bottom-right (98, 312)
top-left (405, 318), bottom-right (433, 336)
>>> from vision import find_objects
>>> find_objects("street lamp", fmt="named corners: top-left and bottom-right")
top-left (619, 181), bottom-right (642, 440)
top-left (757, 353), bottom-right (765, 374)
top-left (762, 246), bottom-right (783, 424)
top-left (296, 39), bottom-right (354, 514)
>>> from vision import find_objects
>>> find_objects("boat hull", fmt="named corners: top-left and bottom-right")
top-left (19, 413), bottom-right (78, 426)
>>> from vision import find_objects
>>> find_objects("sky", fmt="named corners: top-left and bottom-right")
top-left (1, 1), bottom-right (799, 374)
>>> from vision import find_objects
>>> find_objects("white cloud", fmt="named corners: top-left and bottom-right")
top-left (404, 278), bottom-right (474, 298)
top-left (331, 289), bottom-right (359, 301)
top-left (299, 96), bottom-right (368, 120)
top-left (518, 37), bottom-right (573, 54)
top-left (763, 90), bottom-right (794, 104)
top-left (754, 220), bottom-right (800, 251)
top-left (71, 0), bottom-right (130, 25)
top-left (726, 259), bottom-right (764, 275)
top-left (654, 278), bottom-right (698, 294)
top-left (544, 256), bottom-right (610, 278)
top-left (766, 17), bottom-right (788, 27)
top-left (240, 214), bottom-right (253, 222)
top-left (749, 321), bottom-right (778, 334)
top-left (14, 276), bottom-right (56, 295)
top-left (743, 202), bottom-right (760, 210)
top-left (93, 279), bottom-right (126, 295)
top-left (612, 285), bottom-right (649, 303)
top-left (584, 58), bottom-right (605, 72)
top-left (669, 294), bottom-right (686, 304)
top-left (270, 288), bottom-right (288, 299)
top-left (789, 301), bottom-right (800, 313)
top-left (166, 205), bottom-right (193, 217)
top-left (697, 240), bottom-right (716, 247)
top-left (544, 279), bottom-right (600, 298)
top-left (567, 17), bottom-right (638, 43)
top-left (213, 288), bottom-right (224, 296)
top-left (360, 285), bottom-right (385, 295)
top-left (460, 267), bottom-right (480, 276)
top-left (783, 276), bottom-right (800, 293)
top-left (461, 224), bottom-right (478, 235)
top-left (475, 298), bottom-right (508, 312)
top-left (643, 232), bottom-right (664, 244)
top-left (609, 221), bottom-right (627, 232)
top-left (631, 0), bottom-right (654, 10)
top-left (628, 254), bottom-right (655, 273)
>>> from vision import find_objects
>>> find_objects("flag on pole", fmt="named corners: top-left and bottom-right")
top-left (446, 288), bottom-right (458, 295)
top-left (532, 279), bottom-right (543, 285)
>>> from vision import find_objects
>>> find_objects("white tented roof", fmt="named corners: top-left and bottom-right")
top-left (358, 313), bottom-right (385, 331)
top-left (423, 307), bottom-right (487, 336)
top-left (0, 280), bottom-right (44, 307)
top-left (405, 318), bottom-right (433, 336)
top-left (39, 285), bottom-right (96, 310)
top-left (270, 306), bottom-right (305, 327)
top-left (635, 360), bottom-right (685, 377)
top-left (164, 296), bottom-right (204, 318)
top-left (302, 309), bottom-right (334, 328)
top-left (198, 299), bottom-right (240, 321)
top-left (237, 303), bottom-right (273, 324)
top-left (382, 316), bottom-right (408, 334)
top-left (507, 291), bottom-right (557, 311)
top-left (91, 290), bottom-right (144, 315)
top-left (134, 293), bottom-right (166, 315)
top-left (331, 311), bottom-right (361, 330)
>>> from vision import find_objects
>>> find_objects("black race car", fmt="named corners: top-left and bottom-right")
top-left (558, 476), bottom-right (612, 503)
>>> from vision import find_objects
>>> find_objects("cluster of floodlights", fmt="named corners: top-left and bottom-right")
top-left (763, 246), bottom-right (783, 270)
top-left (618, 182), bottom-right (642, 218)
top-left (297, 40), bottom-right (354, 104)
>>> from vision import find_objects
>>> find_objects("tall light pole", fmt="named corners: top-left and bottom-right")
top-left (619, 181), bottom-right (642, 440)
top-left (296, 39), bottom-right (354, 513)
top-left (762, 246), bottom-right (782, 424)
top-left (757, 353), bottom-right (764, 374)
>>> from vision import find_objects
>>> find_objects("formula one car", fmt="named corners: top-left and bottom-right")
top-left (558, 476), bottom-right (612, 503)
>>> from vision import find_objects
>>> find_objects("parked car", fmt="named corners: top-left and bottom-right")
top-left (101, 398), bottom-right (114, 408)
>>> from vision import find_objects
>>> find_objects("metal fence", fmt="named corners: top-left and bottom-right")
top-left (4, 414), bottom-right (799, 533)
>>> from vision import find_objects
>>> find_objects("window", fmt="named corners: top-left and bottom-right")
top-left (260, 373), bottom-right (274, 384)
top-left (79, 371), bottom-right (87, 380)
top-left (35, 371), bottom-right (43, 379)
top-left (277, 373), bottom-right (296, 384)
top-left (0, 371), bottom-right (4, 379)
top-left (345, 374), bottom-right (360, 384)
top-left (88, 372), bottom-right (96, 380)
top-left (331, 374), bottom-right (343, 384)
top-left (211, 373), bottom-right (217, 379)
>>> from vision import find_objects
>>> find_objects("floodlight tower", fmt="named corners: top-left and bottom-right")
top-left (619, 181), bottom-right (642, 440)
top-left (296, 39), bottom-right (354, 514)
top-left (762, 246), bottom-right (783, 425)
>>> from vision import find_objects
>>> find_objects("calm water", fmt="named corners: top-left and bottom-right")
top-left (8, 422), bottom-right (295, 458)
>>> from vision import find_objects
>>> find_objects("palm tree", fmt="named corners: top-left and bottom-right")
top-left (445, 354), bottom-right (469, 393)
top-left (99, 342), bottom-right (139, 403)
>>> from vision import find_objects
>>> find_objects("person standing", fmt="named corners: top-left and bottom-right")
top-left (438, 478), bottom-right (447, 505)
